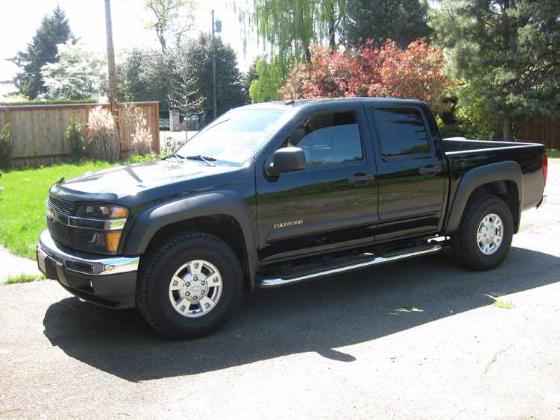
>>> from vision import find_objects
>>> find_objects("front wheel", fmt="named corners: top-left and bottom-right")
top-left (136, 233), bottom-right (243, 339)
top-left (449, 193), bottom-right (514, 270)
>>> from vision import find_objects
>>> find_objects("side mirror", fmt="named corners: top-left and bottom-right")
top-left (266, 146), bottom-right (306, 177)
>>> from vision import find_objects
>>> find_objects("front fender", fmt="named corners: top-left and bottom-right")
top-left (444, 161), bottom-right (523, 233)
top-left (122, 191), bottom-right (257, 282)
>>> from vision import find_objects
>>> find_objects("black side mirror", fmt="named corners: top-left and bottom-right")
top-left (266, 146), bottom-right (306, 177)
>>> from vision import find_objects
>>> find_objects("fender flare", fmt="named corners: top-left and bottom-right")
top-left (123, 191), bottom-right (258, 286)
top-left (444, 161), bottom-right (523, 233)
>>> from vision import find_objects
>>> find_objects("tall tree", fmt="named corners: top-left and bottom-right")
top-left (342, 0), bottom-right (431, 48)
top-left (41, 41), bottom-right (104, 100)
top-left (119, 38), bottom-right (245, 121)
top-left (253, 0), bottom-right (347, 63)
top-left (145, 0), bottom-right (196, 53)
top-left (166, 46), bottom-right (204, 117)
top-left (181, 35), bottom-right (245, 120)
top-left (117, 49), bottom-right (170, 111)
top-left (432, 0), bottom-right (560, 139)
top-left (13, 6), bottom-right (72, 98)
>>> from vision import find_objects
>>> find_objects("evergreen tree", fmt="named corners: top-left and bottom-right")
top-left (166, 47), bottom-right (204, 117)
top-left (342, 0), bottom-right (431, 48)
top-left (118, 49), bottom-right (169, 111)
top-left (13, 6), bottom-right (73, 98)
top-left (181, 35), bottom-right (245, 121)
top-left (432, 0), bottom-right (560, 139)
top-left (119, 38), bottom-right (245, 122)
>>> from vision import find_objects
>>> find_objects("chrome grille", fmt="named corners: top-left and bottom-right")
top-left (48, 196), bottom-right (75, 216)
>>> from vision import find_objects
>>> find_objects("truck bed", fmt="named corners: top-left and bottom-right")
top-left (441, 137), bottom-right (546, 212)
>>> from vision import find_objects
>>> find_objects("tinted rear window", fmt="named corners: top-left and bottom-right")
top-left (371, 108), bottom-right (430, 156)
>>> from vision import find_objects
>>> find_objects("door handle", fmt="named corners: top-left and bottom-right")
top-left (349, 172), bottom-right (374, 185)
top-left (418, 165), bottom-right (442, 175)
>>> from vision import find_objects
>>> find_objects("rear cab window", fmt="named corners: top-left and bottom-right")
top-left (369, 107), bottom-right (432, 158)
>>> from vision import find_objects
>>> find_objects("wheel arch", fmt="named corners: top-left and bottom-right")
top-left (123, 192), bottom-right (258, 288)
top-left (444, 161), bottom-right (522, 234)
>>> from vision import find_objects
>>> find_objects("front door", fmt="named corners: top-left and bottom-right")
top-left (256, 107), bottom-right (378, 262)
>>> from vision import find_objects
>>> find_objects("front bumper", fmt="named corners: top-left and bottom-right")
top-left (37, 230), bottom-right (139, 308)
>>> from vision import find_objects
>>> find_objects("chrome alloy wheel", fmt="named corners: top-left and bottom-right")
top-left (476, 213), bottom-right (504, 255)
top-left (168, 259), bottom-right (223, 318)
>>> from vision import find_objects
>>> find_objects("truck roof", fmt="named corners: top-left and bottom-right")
top-left (240, 97), bottom-right (429, 112)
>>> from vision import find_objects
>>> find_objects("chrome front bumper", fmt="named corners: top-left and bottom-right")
top-left (37, 230), bottom-right (139, 308)
top-left (38, 230), bottom-right (139, 276)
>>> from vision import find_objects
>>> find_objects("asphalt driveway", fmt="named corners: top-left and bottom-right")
top-left (1, 162), bottom-right (559, 420)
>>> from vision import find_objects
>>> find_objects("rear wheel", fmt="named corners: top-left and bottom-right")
top-left (136, 233), bottom-right (243, 338)
top-left (449, 193), bottom-right (513, 270)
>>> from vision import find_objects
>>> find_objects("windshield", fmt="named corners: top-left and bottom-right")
top-left (175, 108), bottom-right (286, 165)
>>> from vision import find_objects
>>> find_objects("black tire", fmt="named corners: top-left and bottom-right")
top-left (136, 232), bottom-right (243, 339)
top-left (449, 193), bottom-right (513, 270)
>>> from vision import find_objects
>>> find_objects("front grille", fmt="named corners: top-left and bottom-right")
top-left (48, 196), bottom-right (75, 216)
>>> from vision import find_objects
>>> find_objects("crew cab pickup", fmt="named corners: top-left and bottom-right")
top-left (37, 98), bottom-right (547, 338)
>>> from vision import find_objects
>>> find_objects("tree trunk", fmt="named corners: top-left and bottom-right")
top-left (304, 43), bottom-right (312, 63)
top-left (158, 33), bottom-right (167, 54)
top-left (503, 116), bottom-right (513, 140)
top-left (328, 18), bottom-right (336, 50)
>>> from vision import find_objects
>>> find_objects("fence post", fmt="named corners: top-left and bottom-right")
top-left (153, 102), bottom-right (160, 154)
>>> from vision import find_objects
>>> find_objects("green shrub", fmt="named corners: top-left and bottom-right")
top-left (0, 124), bottom-right (13, 169)
top-left (126, 153), bottom-right (158, 164)
top-left (64, 119), bottom-right (86, 161)
top-left (437, 82), bottom-right (498, 140)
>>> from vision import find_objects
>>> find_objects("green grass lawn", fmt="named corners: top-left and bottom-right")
top-left (0, 161), bottom-right (112, 259)
top-left (5, 273), bottom-right (46, 284)
top-left (547, 149), bottom-right (560, 159)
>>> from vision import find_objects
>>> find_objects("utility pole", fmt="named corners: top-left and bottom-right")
top-left (104, 0), bottom-right (118, 111)
top-left (211, 9), bottom-right (217, 121)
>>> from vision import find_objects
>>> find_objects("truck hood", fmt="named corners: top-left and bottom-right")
top-left (52, 159), bottom-right (244, 201)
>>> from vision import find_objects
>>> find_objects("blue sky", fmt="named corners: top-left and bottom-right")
top-left (0, 0), bottom-right (260, 87)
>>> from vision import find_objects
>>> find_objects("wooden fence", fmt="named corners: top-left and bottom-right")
top-left (517, 117), bottom-right (560, 149)
top-left (0, 101), bottom-right (160, 166)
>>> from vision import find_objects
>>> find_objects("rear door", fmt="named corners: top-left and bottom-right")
top-left (366, 104), bottom-right (446, 239)
top-left (255, 105), bottom-right (378, 261)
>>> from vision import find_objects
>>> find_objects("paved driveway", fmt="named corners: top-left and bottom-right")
top-left (1, 162), bottom-right (560, 420)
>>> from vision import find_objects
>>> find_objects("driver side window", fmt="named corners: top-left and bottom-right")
top-left (288, 111), bottom-right (363, 168)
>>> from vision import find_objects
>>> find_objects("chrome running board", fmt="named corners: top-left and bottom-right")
top-left (257, 244), bottom-right (442, 288)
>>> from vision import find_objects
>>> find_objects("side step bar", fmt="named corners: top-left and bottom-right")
top-left (257, 244), bottom-right (443, 288)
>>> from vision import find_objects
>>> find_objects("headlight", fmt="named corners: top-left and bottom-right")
top-left (76, 204), bottom-right (129, 220)
top-left (73, 204), bottom-right (129, 253)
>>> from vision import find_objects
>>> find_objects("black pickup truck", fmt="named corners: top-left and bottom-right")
top-left (37, 98), bottom-right (547, 338)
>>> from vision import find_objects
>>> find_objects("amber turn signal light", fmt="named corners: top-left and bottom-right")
top-left (105, 231), bottom-right (123, 253)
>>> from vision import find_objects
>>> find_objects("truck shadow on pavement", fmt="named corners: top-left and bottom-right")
top-left (43, 246), bottom-right (560, 382)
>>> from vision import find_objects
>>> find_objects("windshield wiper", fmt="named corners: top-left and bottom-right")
top-left (163, 153), bottom-right (183, 160)
top-left (186, 154), bottom-right (217, 166)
